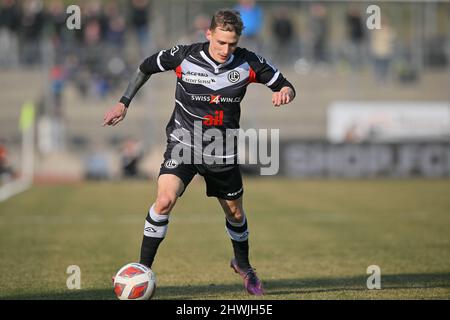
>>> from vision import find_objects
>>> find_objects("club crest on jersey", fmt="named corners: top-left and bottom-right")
top-left (228, 71), bottom-right (240, 83)
top-left (164, 159), bottom-right (179, 169)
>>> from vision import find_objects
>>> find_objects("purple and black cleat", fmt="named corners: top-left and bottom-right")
top-left (230, 258), bottom-right (264, 296)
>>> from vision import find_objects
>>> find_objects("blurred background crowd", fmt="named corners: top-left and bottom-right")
top-left (1, 0), bottom-right (449, 183)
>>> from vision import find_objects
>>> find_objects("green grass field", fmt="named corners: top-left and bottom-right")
top-left (0, 178), bottom-right (449, 300)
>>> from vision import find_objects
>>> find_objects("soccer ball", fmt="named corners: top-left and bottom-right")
top-left (113, 263), bottom-right (156, 300)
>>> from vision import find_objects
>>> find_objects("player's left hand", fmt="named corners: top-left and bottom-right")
top-left (103, 103), bottom-right (127, 127)
top-left (272, 87), bottom-right (295, 107)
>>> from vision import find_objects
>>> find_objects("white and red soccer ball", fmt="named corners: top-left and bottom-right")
top-left (113, 263), bottom-right (156, 300)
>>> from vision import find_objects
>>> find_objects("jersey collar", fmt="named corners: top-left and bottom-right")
top-left (201, 42), bottom-right (235, 74)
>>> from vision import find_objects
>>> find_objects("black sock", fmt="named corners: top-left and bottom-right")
top-left (139, 235), bottom-right (164, 268)
top-left (231, 239), bottom-right (251, 271)
top-left (139, 205), bottom-right (169, 268)
top-left (226, 216), bottom-right (251, 271)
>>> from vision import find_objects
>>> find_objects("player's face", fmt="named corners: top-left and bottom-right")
top-left (206, 27), bottom-right (239, 64)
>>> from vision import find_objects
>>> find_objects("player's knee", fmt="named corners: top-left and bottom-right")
top-left (154, 194), bottom-right (176, 215)
top-left (227, 206), bottom-right (245, 223)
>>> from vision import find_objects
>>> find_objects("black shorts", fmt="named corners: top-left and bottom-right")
top-left (158, 143), bottom-right (243, 200)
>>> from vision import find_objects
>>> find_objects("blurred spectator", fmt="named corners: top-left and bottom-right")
top-left (177, 14), bottom-right (209, 45)
top-left (20, 0), bottom-right (46, 65)
top-left (235, 0), bottom-right (263, 53)
top-left (309, 3), bottom-right (328, 64)
top-left (79, 2), bottom-right (111, 99)
top-left (70, 1), bottom-right (129, 99)
top-left (120, 138), bottom-right (143, 178)
top-left (369, 16), bottom-right (396, 84)
top-left (81, 18), bottom-right (105, 96)
top-left (129, 0), bottom-right (151, 59)
top-left (344, 122), bottom-right (362, 143)
top-left (192, 14), bottom-right (209, 43)
top-left (0, 0), bottom-right (21, 68)
top-left (83, 0), bottom-right (108, 37)
top-left (345, 5), bottom-right (366, 68)
top-left (0, 142), bottom-right (14, 183)
top-left (50, 64), bottom-right (65, 118)
top-left (271, 7), bottom-right (295, 65)
top-left (47, 0), bottom-right (67, 49)
top-left (84, 149), bottom-right (110, 180)
top-left (84, 15), bottom-right (102, 46)
top-left (104, 1), bottom-right (126, 52)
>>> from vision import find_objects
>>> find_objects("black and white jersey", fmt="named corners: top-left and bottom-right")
top-left (138, 42), bottom-right (295, 161)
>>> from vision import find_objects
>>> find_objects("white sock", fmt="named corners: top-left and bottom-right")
top-left (144, 204), bottom-right (169, 238)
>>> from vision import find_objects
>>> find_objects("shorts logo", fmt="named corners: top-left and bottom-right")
top-left (228, 71), bottom-right (240, 83)
top-left (164, 159), bottom-right (179, 169)
top-left (227, 187), bottom-right (243, 197)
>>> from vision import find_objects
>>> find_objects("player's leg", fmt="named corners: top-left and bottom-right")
top-left (218, 196), bottom-right (251, 270)
top-left (219, 196), bottom-right (264, 296)
top-left (139, 174), bottom-right (184, 268)
top-left (140, 141), bottom-right (197, 268)
top-left (201, 165), bottom-right (250, 269)
top-left (201, 164), bottom-right (263, 295)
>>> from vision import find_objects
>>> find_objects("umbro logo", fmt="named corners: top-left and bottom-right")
top-left (145, 227), bottom-right (157, 233)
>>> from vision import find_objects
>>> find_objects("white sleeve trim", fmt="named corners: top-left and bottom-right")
top-left (157, 50), bottom-right (166, 72)
top-left (265, 70), bottom-right (280, 87)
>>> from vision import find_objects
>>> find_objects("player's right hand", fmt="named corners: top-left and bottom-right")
top-left (103, 103), bottom-right (127, 127)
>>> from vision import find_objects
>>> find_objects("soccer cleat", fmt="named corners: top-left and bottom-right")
top-left (230, 258), bottom-right (264, 296)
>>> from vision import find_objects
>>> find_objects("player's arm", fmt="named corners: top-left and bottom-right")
top-left (271, 81), bottom-right (295, 107)
top-left (103, 46), bottom-right (186, 127)
top-left (246, 50), bottom-right (296, 108)
top-left (103, 70), bottom-right (149, 126)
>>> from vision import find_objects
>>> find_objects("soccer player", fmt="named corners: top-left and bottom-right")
top-left (103, 9), bottom-right (295, 296)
